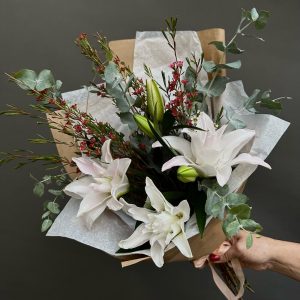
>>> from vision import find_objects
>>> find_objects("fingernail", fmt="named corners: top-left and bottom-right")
top-left (209, 253), bottom-right (220, 262)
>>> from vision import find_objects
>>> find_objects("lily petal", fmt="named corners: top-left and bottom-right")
top-left (78, 200), bottom-right (108, 229)
top-left (152, 136), bottom-right (193, 159)
top-left (101, 139), bottom-right (113, 163)
top-left (172, 232), bottom-right (193, 258)
top-left (119, 224), bottom-right (151, 249)
top-left (145, 177), bottom-right (166, 212)
top-left (216, 165), bottom-right (232, 187)
top-left (221, 129), bottom-right (255, 162)
top-left (120, 198), bottom-right (153, 223)
top-left (150, 240), bottom-right (165, 268)
top-left (73, 157), bottom-right (105, 177)
top-left (161, 156), bottom-right (191, 172)
top-left (106, 198), bottom-right (123, 211)
top-left (77, 190), bottom-right (110, 219)
top-left (172, 200), bottom-right (190, 223)
top-left (230, 153), bottom-right (271, 169)
top-left (64, 176), bottom-right (95, 199)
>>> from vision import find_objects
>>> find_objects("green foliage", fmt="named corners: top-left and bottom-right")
top-left (187, 182), bottom-right (207, 236)
top-left (11, 69), bottom-right (57, 92)
top-left (202, 180), bottom-right (261, 239)
top-left (33, 182), bottom-right (45, 197)
top-left (244, 89), bottom-right (289, 115)
top-left (199, 77), bottom-right (229, 97)
top-left (246, 232), bottom-right (254, 249)
top-left (104, 62), bottom-right (135, 113)
top-left (41, 219), bottom-right (53, 232)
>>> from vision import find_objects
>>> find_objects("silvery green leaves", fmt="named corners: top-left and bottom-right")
top-left (198, 76), bottom-right (229, 97)
top-left (11, 69), bottom-right (61, 93)
top-left (203, 180), bottom-right (262, 241)
top-left (244, 89), bottom-right (288, 115)
top-left (202, 60), bottom-right (242, 73)
top-left (104, 62), bottom-right (137, 131)
top-left (31, 173), bottom-right (67, 232)
top-left (243, 8), bottom-right (270, 30)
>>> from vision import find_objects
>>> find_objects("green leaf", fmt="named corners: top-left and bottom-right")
top-left (229, 204), bottom-right (251, 219)
top-left (226, 193), bottom-right (248, 206)
top-left (230, 118), bottom-right (246, 129)
top-left (48, 189), bottom-right (63, 196)
top-left (36, 70), bottom-right (55, 91)
top-left (55, 80), bottom-right (63, 90)
top-left (47, 202), bottom-right (60, 214)
top-left (260, 99), bottom-right (282, 111)
top-left (244, 89), bottom-right (261, 110)
top-left (209, 41), bottom-right (226, 52)
top-left (202, 61), bottom-right (216, 73)
top-left (43, 175), bottom-right (52, 185)
top-left (255, 11), bottom-right (270, 30)
top-left (199, 76), bottom-right (229, 97)
top-left (250, 8), bottom-right (259, 21)
top-left (246, 232), bottom-right (253, 249)
top-left (33, 182), bottom-right (45, 197)
top-left (188, 183), bottom-right (207, 237)
top-left (118, 112), bottom-right (138, 131)
top-left (41, 219), bottom-right (53, 232)
top-left (240, 219), bottom-right (262, 232)
top-left (41, 211), bottom-right (51, 219)
top-left (161, 110), bottom-right (176, 135)
top-left (12, 69), bottom-right (37, 90)
top-left (223, 218), bottom-right (240, 238)
top-left (227, 42), bottom-right (245, 54)
top-left (217, 60), bottom-right (242, 70)
top-left (104, 62), bottom-right (131, 113)
top-left (184, 66), bottom-right (197, 92)
top-left (205, 188), bottom-right (225, 219)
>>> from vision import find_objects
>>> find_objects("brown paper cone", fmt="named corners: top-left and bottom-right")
top-left (47, 29), bottom-right (235, 266)
top-left (46, 111), bottom-right (78, 178)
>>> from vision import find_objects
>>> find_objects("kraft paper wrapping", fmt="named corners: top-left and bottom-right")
top-left (47, 30), bottom-right (289, 267)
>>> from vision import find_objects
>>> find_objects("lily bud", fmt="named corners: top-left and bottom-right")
top-left (133, 114), bottom-right (155, 139)
top-left (146, 79), bottom-right (164, 122)
top-left (177, 166), bottom-right (198, 183)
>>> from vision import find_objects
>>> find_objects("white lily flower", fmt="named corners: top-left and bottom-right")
top-left (153, 112), bottom-right (271, 187)
top-left (64, 139), bottom-right (131, 228)
top-left (119, 177), bottom-right (192, 267)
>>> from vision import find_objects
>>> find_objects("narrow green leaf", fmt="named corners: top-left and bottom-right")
top-left (209, 41), bottom-right (226, 52)
top-left (246, 232), bottom-right (253, 249)
top-left (48, 189), bottom-right (62, 196)
top-left (41, 219), bottom-right (53, 232)
top-left (41, 211), bottom-right (51, 219)
top-left (217, 60), bottom-right (242, 70)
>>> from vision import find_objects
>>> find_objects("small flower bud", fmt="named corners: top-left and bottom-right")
top-left (133, 114), bottom-right (155, 139)
top-left (177, 166), bottom-right (198, 183)
top-left (146, 79), bottom-right (164, 122)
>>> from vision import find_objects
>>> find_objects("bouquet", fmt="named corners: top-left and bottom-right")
top-left (1, 7), bottom-right (290, 299)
